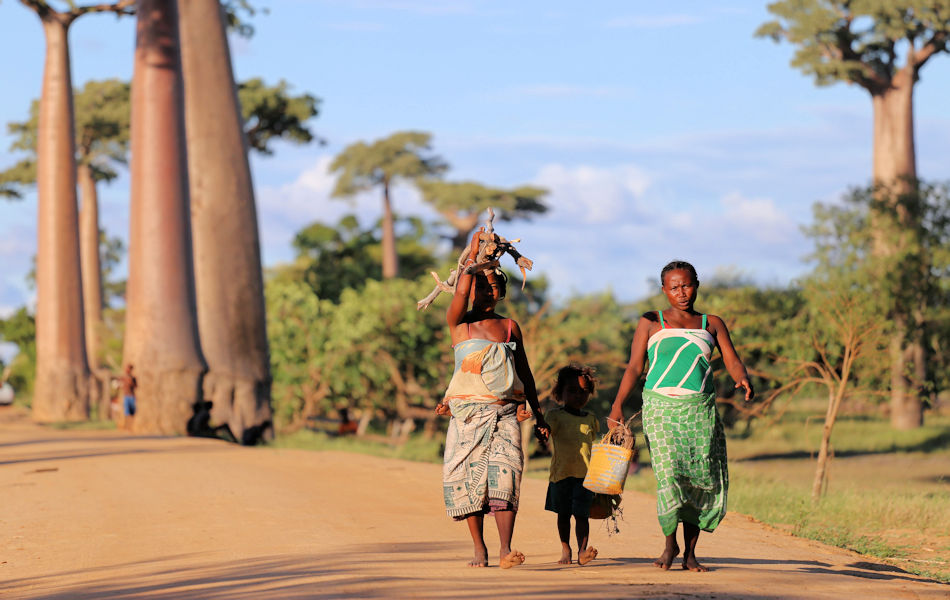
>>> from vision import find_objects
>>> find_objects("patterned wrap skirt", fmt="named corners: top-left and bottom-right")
top-left (642, 389), bottom-right (728, 536)
top-left (442, 402), bottom-right (524, 519)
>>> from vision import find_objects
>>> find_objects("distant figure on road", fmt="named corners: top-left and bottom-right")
top-left (120, 364), bottom-right (137, 431)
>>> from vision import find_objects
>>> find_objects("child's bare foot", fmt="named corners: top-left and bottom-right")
top-left (578, 547), bottom-right (598, 565)
top-left (499, 550), bottom-right (525, 569)
top-left (653, 542), bottom-right (679, 570)
top-left (682, 554), bottom-right (708, 572)
top-left (558, 547), bottom-right (572, 565)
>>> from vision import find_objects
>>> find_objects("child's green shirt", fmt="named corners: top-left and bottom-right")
top-left (547, 406), bottom-right (599, 482)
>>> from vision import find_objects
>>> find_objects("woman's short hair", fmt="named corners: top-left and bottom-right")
top-left (660, 260), bottom-right (698, 287)
top-left (552, 363), bottom-right (596, 399)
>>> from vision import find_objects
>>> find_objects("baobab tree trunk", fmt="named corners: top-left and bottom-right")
top-left (381, 179), bottom-right (399, 279)
top-left (32, 16), bottom-right (90, 422)
top-left (124, 0), bottom-right (205, 435)
top-left (78, 163), bottom-right (110, 418)
top-left (871, 72), bottom-right (924, 430)
top-left (178, 0), bottom-right (273, 444)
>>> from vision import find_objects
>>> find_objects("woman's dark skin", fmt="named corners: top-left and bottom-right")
top-left (608, 268), bottom-right (754, 572)
top-left (436, 231), bottom-right (550, 568)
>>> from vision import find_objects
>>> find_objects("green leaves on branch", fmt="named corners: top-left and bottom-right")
top-left (281, 214), bottom-right (439, 303)
top-left (0, 79), bottom-right (130, 197)
top-left (238, 78), bottom-right (322, 155)
top-left (418, 179), bottom-right (548, 250)
top-left (330, 131), bottom-right (448, 198)
top-left (756, 1), bottom-right (950, 90)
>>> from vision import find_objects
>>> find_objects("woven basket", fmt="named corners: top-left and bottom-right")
top-left (582, 442), bottom-right (632, 495)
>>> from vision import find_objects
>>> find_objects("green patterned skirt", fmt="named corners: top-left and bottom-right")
top-left (641, 389), bottom-right (728, 536)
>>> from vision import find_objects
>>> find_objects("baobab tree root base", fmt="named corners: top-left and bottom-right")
top-left (133, 368), bottom-right (203, 436)
top-left (203, 372), bottom-right (273, 445)
top-left (32, 365), bottom-right (90, 422)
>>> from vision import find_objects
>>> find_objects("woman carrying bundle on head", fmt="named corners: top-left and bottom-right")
top-left (608, 260), bottom-right (754, 572)
top-left (435, 229), bottom-right (550, 569)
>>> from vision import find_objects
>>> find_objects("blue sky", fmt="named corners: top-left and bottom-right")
top-left (2, 0), bottom-right (950, 319)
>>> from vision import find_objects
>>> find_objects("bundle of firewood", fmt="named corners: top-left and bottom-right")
top-left (416, 208), bottom-right (534, 310)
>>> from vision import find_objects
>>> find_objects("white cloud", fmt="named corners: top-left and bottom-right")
top-left (718, 192), bottom-right (795, 243)
top-left (533, 163), bottom-right (651, 225)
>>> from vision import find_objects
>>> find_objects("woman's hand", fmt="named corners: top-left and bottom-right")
top-left (435, 401), bottom-right (452, 417)
top-left (735, 378), bottom-right (755, 402)
top-left (607, 404), bottom-right (624, 428)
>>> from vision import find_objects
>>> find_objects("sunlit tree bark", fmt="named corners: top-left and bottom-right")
top-left (178, 0), bottom-right (272, 443)
top-left (123, 0), bottom-right (205, 434)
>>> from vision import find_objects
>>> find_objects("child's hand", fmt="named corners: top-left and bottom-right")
top-left (533, 417), bottom-right (550, 444)
top-left (516, 404), bottom-right (532, 422)
top-left (435, 401), bottom-right (452, 417)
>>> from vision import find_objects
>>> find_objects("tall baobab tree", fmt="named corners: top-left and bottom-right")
top-left (178, 0), bottom-right (273, 443)
top-left (123, 0), bottom-right (205, 434)
top-left (17, 0), bottom-right (134, 421)
top-left (330, 132), bottom-right (448, 279)
top-left (1, 80), bottom-right (131, 417)
top-left (757, 1), bottom-right (950, 429)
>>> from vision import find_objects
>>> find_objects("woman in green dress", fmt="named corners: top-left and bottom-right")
top-left (608, 260), bottom-right (754, 572)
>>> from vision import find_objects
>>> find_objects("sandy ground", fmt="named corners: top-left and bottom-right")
top-left (1, 410), bottom-right (947, 600)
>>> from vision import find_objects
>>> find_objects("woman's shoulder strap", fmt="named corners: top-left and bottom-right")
top-left (701, 314), bottom-right (707, 329)
top-left (657, 310), bottom-right (665, 328)
top-left (506, 318), bottom-right (513, 342)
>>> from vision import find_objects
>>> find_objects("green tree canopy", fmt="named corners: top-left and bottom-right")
top-left (329, 131), bottom-right (448, 279)
top-left (756, 1), bottom-right (950, 92)
top-left (238, 78), bottom-right (322, 155)
top-left (274, 214), bottom-right (441, 303)
top-left (330, 131), bottom-right (448, 197)
top-left (418, 180), bottom-right (549, 251)
top-left (0, 79), bottom-right (131, 197)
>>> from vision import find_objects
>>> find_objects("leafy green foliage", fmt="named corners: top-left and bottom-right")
top-left (0, 308), bottom-right (36, 400)
top-left (0, 79), bottom-right (130, 198)
top-left (238, 78), bottom-right (322, 155)
top-left (757, 1), bottom-right (950, 90)
top-left (275, 214), bottom-right (440, 303)
top-left (266, 275), bottom-right (452, 430)
top-left (804, 180), bottom-right (950, 399)
top-left (418, 180), bottom-right (549, 249)
top-left (330, 131), bottom-right (448, 198)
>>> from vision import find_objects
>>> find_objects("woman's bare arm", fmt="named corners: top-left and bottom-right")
top-left (708, 314), bottom-right (754, 401)
top-left (608, 314), bottom-right (654, 424)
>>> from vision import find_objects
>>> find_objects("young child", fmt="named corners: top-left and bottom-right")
top-left (544, 364), bottom-right (600, 565)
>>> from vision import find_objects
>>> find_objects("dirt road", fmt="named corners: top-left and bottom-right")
top-left (1, 411), bottom-right (946, 599)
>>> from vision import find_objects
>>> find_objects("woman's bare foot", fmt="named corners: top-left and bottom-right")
top-left (468, 544), bottom-right (488, 567)
top-left (653, 542), bottom-right (679, 570)
top-left (682, 554), bottom-right (708, 572)
top-left (499, 550), bottom-right (525, 569)
top-left (558, 546), bottom-right (572, 565)
top-left (578, 547), bottom-right (598, 565)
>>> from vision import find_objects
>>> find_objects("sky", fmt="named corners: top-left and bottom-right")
top-left (2, 0), bottom-right (950, 323)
